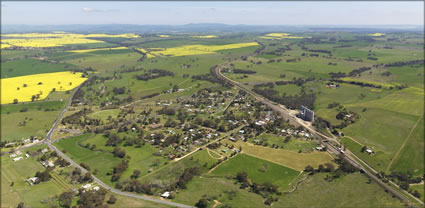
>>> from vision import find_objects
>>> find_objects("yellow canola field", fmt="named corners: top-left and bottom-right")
top-left (135, 48), bottom-right (156, 58)
top-left (2, 33), bottom-right (140, 38)
top-left (148, 42), bottom-right (258, 57)
top-left (1, 43), bottom-right (13, 49)
top-left (260, 33), bottom-right (304, 39)
top-left (158, 35), bottom-right (170, 37)
top-left (368, 33), bottom-right (385, 36)
top-left (1, 71), bottom-right (87, 104)
top-left (1, 33), bottom-right (140, 48)
top-left (191, 35), bottom-right (217, 38)
top-left (68, 46), bottom-right (128, 53)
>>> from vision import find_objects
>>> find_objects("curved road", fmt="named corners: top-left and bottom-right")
top-left (35, 83), bottom-right (194, 208)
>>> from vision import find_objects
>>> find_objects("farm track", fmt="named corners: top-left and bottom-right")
top-left (213, 54), bottom-right (424, 207)
top-left (386, 114), bottom-right (423, 173)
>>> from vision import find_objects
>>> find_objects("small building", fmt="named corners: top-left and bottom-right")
top-left (93, 186), bottom-right (100, 191)
top-left (161, 191), bottom-right (170, 198)
top-left (229, 137), bottom-right (237, 142)
top-left (13, 157), bottom-right (23, 161)
top-left (315, 146), bottom-right (325, 151)
top-left (41, 148), bottom-right (49, 154)
top-left (82, 184), bottom-right (92, 189)
top-left (149, 124), bottom-right (163, 130)
top-left (9, 154), bottom-right (17, 158)
top-left (25, 154), bottom-right (30, 158)
top-left (25, 177), bottom-right (38, 186)
top-left (366, 149), bottom-right (373, 154)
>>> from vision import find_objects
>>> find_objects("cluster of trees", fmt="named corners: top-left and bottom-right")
top-left (329, 79), bottom-right (383, 89)
top-left (233, 69), bottom-right (256, 74)
top-left (61, 108), bottom-right (100, 127)
top-left (141, 92), bottom-right (160, 100)
top-left (275, 76), bottom-right (315, 86)
top-left (252, 87), bottom-right (316, 109)
top-left (112, 87), bottom-right (126, 94)
top-left (134, 69), bottom-right (175, 81)
top-left (70, 167), bottom-right (94, 184)
top-left (117, 179), bottom-right (154, 195)
top-left (384, 59), bottom-right (424, 67)
top-left (192, 73), bottom-right (223, 85)
top-left (112, 147), bottom-right (126, 158)
top-left (176, 167), bottom-right (200, 189)
top-left (34, 169), bottom-right (51, 184)
top-left (157, 106), bottom-right (176, 115)
top-left (376, 171), bottom-right (423, 197)
top-left (329, 67), bottom-right (372, 79)
top-left (111, 160), bottom-right (129, 182)
top-left (235, 171), bottom-right (281, 205)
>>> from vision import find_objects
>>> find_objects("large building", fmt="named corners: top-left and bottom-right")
top-left (300, 105), bottom-right (314, 121)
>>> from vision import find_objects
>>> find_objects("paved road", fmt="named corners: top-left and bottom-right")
top-left (19, 82), bottom-right (195, 208)
top-left (49, 143), bottom-right (193, 208)
top-left (214, 63), bottom-right (423, 207)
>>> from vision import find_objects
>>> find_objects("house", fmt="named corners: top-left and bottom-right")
top-left (255, 121), bottom-right (265, 126)
top-left (23, 139), bottom-right (31, 143)
top-left (33, 139), bottom-right (40, 143)
top-left (149, 124), bottom-right (162, 130)
top-left (25, 177), bottom-right (38, 185)
top-left (13, 157), bottom-right (23, 161)
top-left (25, 154), bottom-right (30, 158)
top-left (93, 186), bottom-right (100, 191)
top-left (41, 160), bottom-right (55, 168)
top-left (315, 146), bottom-right (325, 151)
top-left (366, 149), bottom-right (373, 154)
top-left (9, 154), bottom-right (17, 158)
top-left (161, 191), bottom-right (170, 198)
top-left (82, 184), bottom-right (92, 189)
top-left (239, 130), bottom-right (245, 134)
top-left (41, 148), bottom-right (49, 154)
top-left (229, 137), bottom-right (237, 142)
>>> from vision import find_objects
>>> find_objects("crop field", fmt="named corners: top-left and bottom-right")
top-left (1, 33), bottom-right (140, 48)
top-left (145, 42), bottom-right (259, 57)
top-left (67, 46), bottom-right (129, 53)
top-left (1, 71), bottom-right (87, 104)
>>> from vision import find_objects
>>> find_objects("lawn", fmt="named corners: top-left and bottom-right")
top-left (211, 154), bottom-right (300, 190)
top-left (251, 133), bottom-right (318, 153)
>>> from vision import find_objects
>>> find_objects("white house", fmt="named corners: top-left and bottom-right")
top-left (161, 191), bottom-right (170, 198)
top-left (9, 154), bottom-right (17, 158)
top-left (13, 157), bottom-right (23, 161)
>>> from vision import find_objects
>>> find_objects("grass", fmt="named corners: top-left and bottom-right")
top-left (251, 133), bottom-right (317, 152)
top-left (173, 176), bottom-right (265, 207)
top-left (273, 172), bottom-right (405, 208)
top-left (211, 154), bottom-right (299, 190)
top-left (410, 184), bottom-right (425, 202)
top-left (1, 110), bottom-right (62, 141)
top-left (1, 153), bottom-right (68, 207)
top-left (87, 109), bottom-right (120, 120)
top-left (1, 58), bottom-right (75, 78)
top-left (54, 134), bottom-right (122, 185)
top-left (224, 140), bottom-right (334, 171)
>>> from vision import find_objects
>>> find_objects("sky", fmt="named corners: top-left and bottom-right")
top-left (1, 1), bottom-right (424, 25)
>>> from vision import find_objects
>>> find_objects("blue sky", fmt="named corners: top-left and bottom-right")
top-left (1, 1), bottom-right (423, 25)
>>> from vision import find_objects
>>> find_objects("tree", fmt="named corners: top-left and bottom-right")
top-left (131, 170), bottom-right (141, 179)
top-left (59, 191), bottom-right (74, 208)
top-left (236, 171), bottom-right (248, 184)
top-left (13, 99), bottom-right (18, 104)
top-left (360, 146), bottom-right (367, 152)
top-left (304, 165), bottom-right (314, 172)
top-left (195, 198), bottom-right (208, 208)
top-left (107, 195), bottom-right (117, 204)
top-left (17, 202), bottom-right (24, 208)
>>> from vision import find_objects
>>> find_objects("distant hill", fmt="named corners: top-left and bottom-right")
top-left (2, 24), bottom-right (423, 34)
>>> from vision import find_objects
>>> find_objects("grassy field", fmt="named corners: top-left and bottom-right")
top-left (1, 110), bottom-right (62, 141)
top-left (224, 140), bottom-right (334, 171)
top-left (251, 133), bottom-right (318, 152)
top-left (211, 154), bottom-right (300, 190)
top-left (54, 134), bottom-right (122, 185)
top-left (1, 58), bottom-right (75, 78)
top-left (274, 172), bottom-right (405, 208)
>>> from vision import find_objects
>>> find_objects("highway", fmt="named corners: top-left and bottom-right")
top-left (213, 62), bottom-right (423, 207)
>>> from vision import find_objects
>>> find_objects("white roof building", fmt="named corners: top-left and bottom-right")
top-left (13, 157), bottom-right (23, 161)
top-left (161, 191), bottom-right (170, 198)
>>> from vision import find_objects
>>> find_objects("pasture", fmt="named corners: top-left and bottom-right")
top-left (211, 154), bottom-right (300, 190)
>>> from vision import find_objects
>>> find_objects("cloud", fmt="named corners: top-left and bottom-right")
top-left (81, 7), bottom-right (118, 13)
